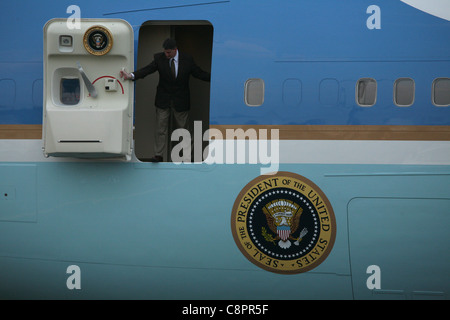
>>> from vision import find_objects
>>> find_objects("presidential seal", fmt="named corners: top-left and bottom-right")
top-left (83, 25), bottom-right (113, 56)
top-left (231, 172), bottom-right (336, 274)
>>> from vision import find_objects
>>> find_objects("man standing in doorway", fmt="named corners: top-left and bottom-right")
top-left (120, 38), bottom-right (210, 162)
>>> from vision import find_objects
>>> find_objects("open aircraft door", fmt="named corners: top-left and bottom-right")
top-left (43, 19), bottom-right (134, 159)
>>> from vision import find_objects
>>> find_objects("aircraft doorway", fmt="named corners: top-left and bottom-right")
top-left (134, 21), bottom-right (213, 162)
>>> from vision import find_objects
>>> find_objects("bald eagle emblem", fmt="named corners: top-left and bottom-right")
top-left (83, 26), bottom-right (113, 56)
top-left (262, 199), bottom-right (307, 249)
top-left (231, 172), bottom-right (336, 274)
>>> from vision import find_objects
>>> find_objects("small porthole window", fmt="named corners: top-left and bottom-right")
top-left (394, 78), bottom-right (415, 107)
top-left (432, 78), bottom-right (450, 107)
top-left (356, 78), bottom-right (377, 107)
top-left (60, 77), bottom-right (81, 106)
top-left (245, 78), bottom-right (264, 106)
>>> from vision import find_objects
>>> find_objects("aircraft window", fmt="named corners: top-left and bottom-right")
top-left (60, 78), bottom-right (80, 105)
top-left (356, 78), bottom-right (377, 107)
top-left (245, 78), bottom-right (265, 106)
top-left (432, 78), bottom-right (450, 106)
top-left (394, 78), bottom-right (415, 107)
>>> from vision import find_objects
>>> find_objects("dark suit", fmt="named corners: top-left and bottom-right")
top-left (133, 52), bottom-right (210, 112)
